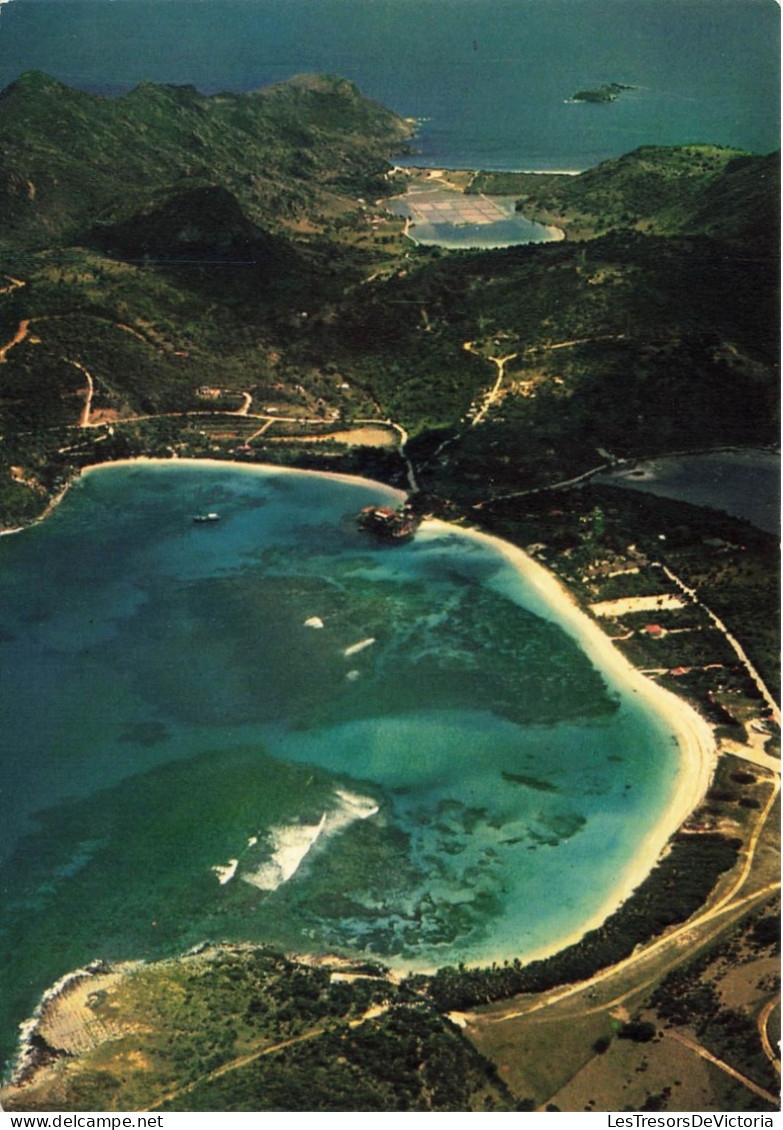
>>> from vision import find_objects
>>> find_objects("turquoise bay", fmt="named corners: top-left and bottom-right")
top-left (0, 462), bottom-right (684, 1070)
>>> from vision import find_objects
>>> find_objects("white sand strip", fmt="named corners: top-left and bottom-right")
top-left (77, 457), bottom-right (408, 510)
top-left (590, 593), bottom-right (687, 617)
top-left (0, 455), bottom-right (405, 540)
top-left (417, 518), bottom-right (716, 967)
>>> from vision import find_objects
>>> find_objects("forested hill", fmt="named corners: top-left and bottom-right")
top-left (473, 145), bottom-right (780, 243)
top-left (0, 71), bottom-right (414, 247)
top-left (0, 74), bottom-right (777, 529)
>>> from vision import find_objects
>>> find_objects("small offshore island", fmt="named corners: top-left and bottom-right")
top-left (0, 71), bottom-right (779, 1113)
top-left (569, 81), bottom-right (636, 103)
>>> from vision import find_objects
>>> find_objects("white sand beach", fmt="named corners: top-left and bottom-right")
top-left (419, 518), bottom-right (716, 966)
top-left (77, 455), bottom-right (409, 500)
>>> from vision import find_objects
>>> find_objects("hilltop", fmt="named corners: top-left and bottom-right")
top-left (470, 145), bottom-right (780, 242)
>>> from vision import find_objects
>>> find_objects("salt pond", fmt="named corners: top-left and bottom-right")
top-left (596, 450), bottom-right (780, 536)
top-left (390, 183), bottom-right (562, 249)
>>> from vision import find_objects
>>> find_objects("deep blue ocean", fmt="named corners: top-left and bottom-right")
top-left (0, 0), bottom-right (778, 170)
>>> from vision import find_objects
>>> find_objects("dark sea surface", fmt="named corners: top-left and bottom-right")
top-left (0, 463), bottom-right (683, 1071)
top-left (0, 0), bottom-right (778, 170)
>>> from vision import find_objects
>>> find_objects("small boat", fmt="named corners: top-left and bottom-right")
top-left (357, 502), bottom-right (420, 541)
top-left (193, 512), bottom-right (220, 523)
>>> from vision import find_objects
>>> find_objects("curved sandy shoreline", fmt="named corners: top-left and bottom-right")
top-left (0, 456), bottom-right (405, 540)
top-left (2, 457), bottom-right (716, 973)
top-left (419, 518), bottom-right (716, 969)
top-left (78, 454), bottom-right (409, 494)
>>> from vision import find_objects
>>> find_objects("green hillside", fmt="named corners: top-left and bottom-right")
top-left (472, 145), bottom-right (779, 241)
top-left (0, 71), bottom-right (413, 247)
top-left (0, 76), bottom-right (777, 523)
top-left (310, 229), bottom-right (778, 470)
top-left (1, 948), bottom-right (518, 1112)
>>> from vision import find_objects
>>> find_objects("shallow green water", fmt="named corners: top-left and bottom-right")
top-left (0, 462), bottom-right (681, 1070)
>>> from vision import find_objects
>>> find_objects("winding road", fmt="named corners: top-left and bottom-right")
top-left (758, 993), bottom-right (781, 1074)
top-left (0, 318), bottom-right (31, 363)
top-left (141, 1003), bottom-right (392, 1112)
top-left (468, 351), bottom-right (517, 427)
top-left (0, 276), bottom-right (26, 296)
top-left (231, 391), bottom-right (253, 416)
top-left (66, 359), bottom-right (95, 427)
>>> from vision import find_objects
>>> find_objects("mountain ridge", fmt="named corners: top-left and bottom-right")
top-left (0, 71), bottom-right (413, 248)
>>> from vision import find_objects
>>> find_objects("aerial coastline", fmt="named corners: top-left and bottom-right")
top-left (0, 47), bottom-right (778, 1109)
top-left (417, 520), bottom-right (717, 965)
top-left (1, 458), bottom-right (757, 1113)
top-left (4, 458), bottom-right (716, 969)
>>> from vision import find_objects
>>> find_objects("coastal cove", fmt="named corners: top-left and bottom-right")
top-left (0, 459), bottom-right (715, 1074)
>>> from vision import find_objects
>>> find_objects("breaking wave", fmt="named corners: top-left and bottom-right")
top-left (212, 788), bottom-right (380, 893)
